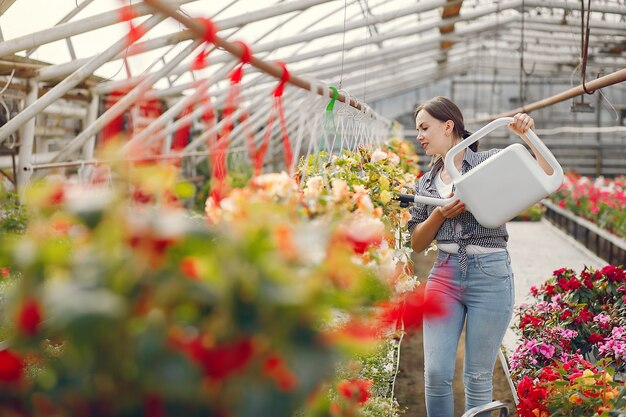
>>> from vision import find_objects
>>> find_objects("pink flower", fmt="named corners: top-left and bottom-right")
top-left (539, 343), bottom-right (555, 359)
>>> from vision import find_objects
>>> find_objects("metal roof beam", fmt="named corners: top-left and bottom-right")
top-left (95, 0), bottom-right (519, 94)
top-left (37, 0), bottom-right (331, 82)
top-left (0, 0), bottom-right (194, 57)
top-left (523, 0), bottom-right (626, 16)
top-left (0, 14), bottom-right (165, 143)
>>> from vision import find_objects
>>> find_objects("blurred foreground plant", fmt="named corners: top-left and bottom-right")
top-left (0, 159), bottom-right (440, 417)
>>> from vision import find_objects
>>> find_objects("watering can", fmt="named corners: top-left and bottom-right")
top-left (398, 117), bottom-right (564, 229)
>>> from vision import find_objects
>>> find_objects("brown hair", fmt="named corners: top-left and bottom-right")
top-left (414, 96), bottom-right (478, 151)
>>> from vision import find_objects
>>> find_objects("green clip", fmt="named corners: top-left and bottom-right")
top-left (325, 86), bottom-right (339, 111)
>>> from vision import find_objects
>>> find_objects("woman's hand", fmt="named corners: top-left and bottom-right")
top-left (508, 113), bottom-right (534, 136)
top-left (508, 112), bottom-right (554, 175)
top-left (437, 196), bottom-right (465, 219)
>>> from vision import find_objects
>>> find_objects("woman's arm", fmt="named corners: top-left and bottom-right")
top-left (410, 198), bottom-right (465, 252)
top-left (509, 112), bottom-right (554, 175)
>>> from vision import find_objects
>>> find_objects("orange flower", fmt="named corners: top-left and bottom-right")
top-left (274, 224), bottom-right (297, 260)
top-left (180, 257), bottom-right (201, 280)
top-left (568, 393), bottom-right (583, 405)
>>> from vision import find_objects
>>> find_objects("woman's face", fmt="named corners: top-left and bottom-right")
top-left (415, 110), bottom-right (454, 157)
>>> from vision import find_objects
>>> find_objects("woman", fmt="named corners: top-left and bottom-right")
top-left (407, 96), bottom-right (552, 417)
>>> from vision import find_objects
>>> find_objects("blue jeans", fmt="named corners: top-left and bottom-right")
top-left (423, 251), bottom-right (514, 417)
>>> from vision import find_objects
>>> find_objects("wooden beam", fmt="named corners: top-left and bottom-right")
top-left (439, 0), bottom-right (464, 50)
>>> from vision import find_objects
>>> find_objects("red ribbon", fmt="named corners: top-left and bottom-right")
top-left (192, 18), bottom-right (218, 70)
top-left (195, 17), bottom-right (218, 44)
top-left (118, 4), bottom-right (145, 46)
top-left (273, 62), bottom-right (290, 98)
top-left (256, 63), bottom-right (293, 174)
top-left (229, 41), bottom-right (253, 84)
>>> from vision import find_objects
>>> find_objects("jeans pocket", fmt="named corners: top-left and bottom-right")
top-left (477, 256), bottom-right (510, 279)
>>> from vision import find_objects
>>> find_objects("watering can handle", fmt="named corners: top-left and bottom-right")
top-left (444, 117), bottom-right (564, 190)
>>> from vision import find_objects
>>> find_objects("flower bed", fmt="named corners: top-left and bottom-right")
top-left (511, 266), bottom-right (626, 416)
top-left (550, 173), bottom-right (626, 238)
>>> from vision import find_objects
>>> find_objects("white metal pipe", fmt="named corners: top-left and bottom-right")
top-left (42, 103), bottom-right (87, 119)
top-left (523, 0), bottom-right (626, 15)
top-left (38, 0), bottom-right (330, 83)
top-left (311, 20), bottom-right (511, 86)
top-left (523, 17), bottom-right (626, 33)
top-left (1, 152), bottom-right (55, 171)
top-left (89, 0), bottom-right (328, 93)
top-left (192, 88), bottom-right (306, 169)
top-left (184, 84), bottom-right (284, 153)
top-left (363, 62), bottom-right (469, 102)
top-left (50, 38), bottom-right (201, 164)
top-left (0, 0), bottom-right (194, 57)
top-left (317, 43), bottom-right (483, 84)
top-left (122, 59), bottom-right (237, 151)
top-left (101, 0), bottom-right (522, 92)
top-left (81, 94), bottom-right (100, 162)
top-left (281, 14), bottom-right (519, 65)
top-left (0, 14), bottom-right (164, 143)
top-left (16, 79), bottom-right (38, 194)
top-left (254, 0), bottom-right (455, 53)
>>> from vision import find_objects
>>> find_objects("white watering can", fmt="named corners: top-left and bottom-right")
top-left (400, 117), bottom-right (564, 228)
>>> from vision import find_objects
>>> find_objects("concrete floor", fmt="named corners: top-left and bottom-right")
top-left (502, 218), bottom-right (606, 354)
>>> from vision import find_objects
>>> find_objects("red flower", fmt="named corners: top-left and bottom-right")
top-left (18, 298), bottom-right (43, 336)
top-left (0, 267), bottom-right (8, 277)
top-left (333, 318), bottom-right (379, 342)
top-left (516, 376), bottom-right (549, 417)
top-left (560, 310), bottom-right (572, 320)
top-left (262, 355), bottom-right (298, 391)
top-left (574, 307), bottom-right (594, 325)
top-left (47, 186), bottom-right (65, 206)
top-left (519, 314), bottom-right (543, 329)
top-left (377, 285), bottom-right (448, 332)
top-left (540, 366), bottom-right (560, 382)
top-left (601, 265), bottom-right (626, 283)
top-left (180, 336), bottom-right (254, 381)
top-left (0, 349), bottom-right (23, 382)
top-left (553, 268), bottom-right (572, 278)
top-left (143, 393), bottom-right (167, 417)
top-left (587, 333), bottom-right (605, 344)
top-left (337, 379), bottom-right (372, 404)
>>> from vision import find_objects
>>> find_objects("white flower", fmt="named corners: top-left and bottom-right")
top-left (304, 175), bottom-right (326, 199)
top-left (371, 149), bottom-right (388, 163)
top-left (387, 153), bottom-right (400, 166)
top-left (330, 178), bottom-right (349, 200)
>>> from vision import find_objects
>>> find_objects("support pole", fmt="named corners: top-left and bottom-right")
top-left (81, 94), bottom-right (100, 162)
top-left (16, 79), bottom-right (38, 196)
